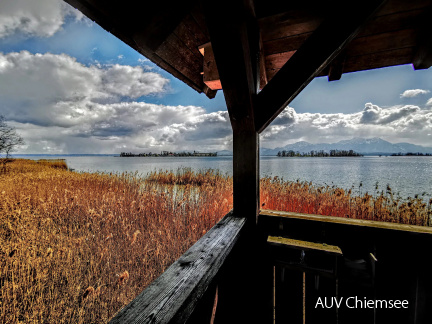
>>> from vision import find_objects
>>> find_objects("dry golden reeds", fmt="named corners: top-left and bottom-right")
top-left (0, 160), bottom-right (232, 323)
top-left (1, 159), bottom-right (430, 324)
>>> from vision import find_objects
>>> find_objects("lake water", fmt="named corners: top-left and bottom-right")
top-left (17, 155), bottom-right (432, 200)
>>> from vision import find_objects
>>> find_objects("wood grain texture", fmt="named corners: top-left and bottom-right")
top-left (109, 211), bottom-right (246, 324)
top-left (261, 209), bottom-right (432, 234)
top-left (203, 0), bottom-right (261, 218)
top-left (255, 0), bottom-right (387, 133)
top-left (268, 236), bottom-right (343, 255)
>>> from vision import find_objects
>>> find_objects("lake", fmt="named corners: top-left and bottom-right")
top-left (16, 155), bottom-right (432, 200)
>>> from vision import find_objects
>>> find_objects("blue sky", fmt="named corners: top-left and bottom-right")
top-left (0, 0), bottom-right (431, 154)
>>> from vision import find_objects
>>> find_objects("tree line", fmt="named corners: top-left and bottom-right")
top-left (277, 149), bottom-right (363, 157)
top-left (391, 152), bottom-right (432, 156)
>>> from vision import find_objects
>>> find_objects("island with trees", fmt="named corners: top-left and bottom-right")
top-left (120, 151), bottom-right (217, 157)
top-left (277, 149), bottom-right (363, 157)
top-left (391, 152), bottom-right (432, 156)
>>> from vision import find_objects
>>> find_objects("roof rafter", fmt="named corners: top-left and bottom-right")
top-left (254, 0), bottom-right (387, 134)
top-left (413, 6), bottom-right (432, 70)
top-left (202, 0), bottom-right (260, 130)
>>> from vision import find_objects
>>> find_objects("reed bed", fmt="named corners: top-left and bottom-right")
top-left (0, 160), bottom-right (232, 323)
top-left (35, 159), bottom-right (69, 170)
top-left (1, 160), bottom-right (431, 323)
top-left (260, 177), bottom-right (432, 226)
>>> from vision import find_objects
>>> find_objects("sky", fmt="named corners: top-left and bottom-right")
top-left (0, 0), bottom-right (431, 154)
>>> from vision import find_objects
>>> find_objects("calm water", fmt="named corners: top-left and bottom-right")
top-left (18, 155), bottom-right (432, 199)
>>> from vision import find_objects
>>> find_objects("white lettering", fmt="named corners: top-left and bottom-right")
top-left (315, 297), bottom-right (324, 309)
top-left (334, 297), bottom-right (343, 308)
top-left (346, 296), bottom-right (356, 308)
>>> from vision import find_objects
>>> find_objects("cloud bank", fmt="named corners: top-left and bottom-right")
top-left (0, 0), bottom-right (83, 38)
top-left (262, 103), bottom-right (432, 148)
top-left (0, 51), bottom-right (169, 128)
top-left (0, 51), bottom-right (429, 153)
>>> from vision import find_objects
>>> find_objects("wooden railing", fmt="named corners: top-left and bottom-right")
top-left (109, 211), bottom-right (248, 323)
top-left (260, 210), bottom-right (432, 324)
top-left (110, 209), bottom-right (432, 324)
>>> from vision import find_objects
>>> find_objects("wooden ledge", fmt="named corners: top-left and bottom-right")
top-left (260, 209), bottom-right (432, 235)
top-left (109, 211), bottom-right (246, 324)
top-left (268, 236), bottom-right (342, 255)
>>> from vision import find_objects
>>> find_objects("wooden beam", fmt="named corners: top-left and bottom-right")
top-left (203, 2), bottom-right (273, 324)
top-left (198, 38), bottom-right (267, 90)
top-left (327, 51), bottom-right (346, 81)
top-left (260, 209), bottom-right (432, 234)
top-left (64, 0), bottom-right (213, 97)
top-left (268, 236), bottom-right (343, 255)
top-left (202, 0), bottom-right (260, 217)
top-left (254, 0), bottom-right (387, 133)
top-left (258, 35), bottom-right (268, 88)
top-left (109, 212), bottom-right (246, 324)
top-left (413, 6), bottom-right (432, 70)
top-left (202, 43), bottom-right (222, 90)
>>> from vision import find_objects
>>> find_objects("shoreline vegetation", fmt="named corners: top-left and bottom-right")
top-left (120, 151), bottom-right (217, 157)
top-left (391, 152), bottom-right (432, 156)
top-left (1, 159), bottom-right (431, 323)
top-left (277, 149), bottom-right (363, 157)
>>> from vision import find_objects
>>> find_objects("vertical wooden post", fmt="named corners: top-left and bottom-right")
top-left (202, 0), bottom-right (272, 322)
top-left (233, 128), bottom-right (259, 219)
top-left (202, 0), bottom-right (260, 221)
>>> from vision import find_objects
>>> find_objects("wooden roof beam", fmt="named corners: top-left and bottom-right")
top-left (328, 51), bottom-right (347, 81)
top-left (254, 0), bottom-right (387, 134)
top-left (202, 0), bottom-right (260, 128)
top-left (198, 38), bottom-right (268, 91)
top-left (413, 6), bottom-right (432, 70)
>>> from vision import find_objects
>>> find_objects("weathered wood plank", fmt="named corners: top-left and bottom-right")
top-left (264, 27), bottom-right (417, 58)
top-left (202, 44), bottom-right (222, 90)
top-left (268, 236), bottom-right (343, 255)
top-left (342, 47), bottom-right (415, 73)
top-left (259, 0), bottom-right (431, 44)
top-left (109, 211), bottom-right (247, 324)
top-left (261, 209), bottom-right (432, 234)
top-left (173, 19), bottom-right (205, 61)
top-left (178, 13), bottom-right (210, 54)
top-left (347, 28), bottom-right (417, 56)
top-left (267, 47), bottom-right (415, 81)
top-left (413, 6), bottom-right (432, 69)
top-left (254, 0), bottom-right (387, 133)
top-left (259, 9), bottom-right (322, 42)
top-left (156, 33), bottom-right (204, 89)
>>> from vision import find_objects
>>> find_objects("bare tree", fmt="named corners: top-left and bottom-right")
top-left (0, 116), bottom-right (24, 172)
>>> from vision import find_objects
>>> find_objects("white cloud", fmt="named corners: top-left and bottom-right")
top-left (261, 103), bottom-right (432, 148)
top-left (2, 51), bottom-right (430, 153)
top-left (400, 89), bottom-right (430, 98)
top-left (427, 98), bottom-right (432, 106)
top-left (12, 100), bottom-right (432, 154)
top-left (0, 0), bottom-right (83, 38)
top-left (0, 51), bottom-right (169, 127)
top-left (359, 103), bottom-right (420, 124)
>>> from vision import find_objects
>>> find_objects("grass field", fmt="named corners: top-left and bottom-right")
top-left (1, 159), bottom-right (430, 323)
